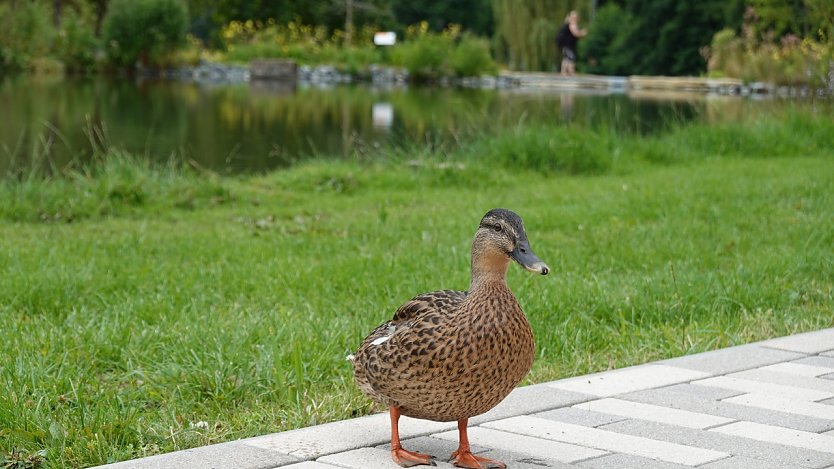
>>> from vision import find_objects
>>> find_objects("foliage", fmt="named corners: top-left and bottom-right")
top-left (389, 23), bottom-right (497, 80)
top-left (55, 6), bottom-right (100, 73)
top-left (103, 0), bottom-right (189, 69)
top-left (1, 112), bottom-right (833, 468)
top-left (0, 1), bottom-right (55, 72)
top-left (582, 0), bottom-right (744, 76)
top-left (393, 0), bottom-right (494, 36)
top-left (580, 3), bottom-right (635, 75)
top-left (449, 35), bottom-right (498, 77)
top-left (706, 6), bottom-right (834, 86)
top-left (493, 0), bottom-right (583, 71)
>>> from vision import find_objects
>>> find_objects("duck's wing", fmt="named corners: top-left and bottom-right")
top-left (352, 289), bottom-right (466, 403)
top-left (392, 289), bottom-right (467, 323)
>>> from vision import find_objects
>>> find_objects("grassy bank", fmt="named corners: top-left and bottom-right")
top-left (1, 115), bottom-right (833, 468)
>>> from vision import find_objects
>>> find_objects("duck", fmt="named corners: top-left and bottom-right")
top-left (350, 208), bottom-right (549, 469)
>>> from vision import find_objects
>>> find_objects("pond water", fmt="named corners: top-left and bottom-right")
top-left (0, 76), bottom-right (823, 175)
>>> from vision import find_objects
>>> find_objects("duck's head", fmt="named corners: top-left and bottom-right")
top-left (471, 208), bottom-right (550, 279)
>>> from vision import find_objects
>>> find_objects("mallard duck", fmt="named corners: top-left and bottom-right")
top-left (350, 208), bottom-right (549, 468)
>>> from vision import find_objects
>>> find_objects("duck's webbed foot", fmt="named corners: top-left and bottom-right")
top-left (450, 449), bottom-right (506, 469)
top-left (392, 448), bottom-right (437, 467)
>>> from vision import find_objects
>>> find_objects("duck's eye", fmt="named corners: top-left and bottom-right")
top-left (493, 224), bottom-right (502, 232)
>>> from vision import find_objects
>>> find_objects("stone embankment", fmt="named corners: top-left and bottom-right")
top-left (164, 59), bottom-right (832, 96)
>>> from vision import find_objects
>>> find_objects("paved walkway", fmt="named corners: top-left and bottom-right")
top-left (97, 328), bottom-right (834, 469)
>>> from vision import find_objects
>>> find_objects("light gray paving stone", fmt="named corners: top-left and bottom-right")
top-left (654, 382), bottom-right (744, 400)
top-left (535, 407), bottom-right (628, 427)
top-left (760, 362), bottom-right (834, 377)
top-left (761, 328), bottom-right (834, 354)
top-left (471, 383), bottom-right (595, 425)
top-left (620, 385), bottom-right (834, 432)
top-left (700, 455), bottom-right (796, 469)
top-left (91, 440), bottom-right (300, 469)
top-left (728, 368), bottom-right (834, 394)
top-left (692, 376), bottom-right (833, 400)
top-left (821, 373), bottom-right (834, 381)
top-left (472, 448), bottom-right (588, 469)
top-left (432, 426), bottom-right (608, 463)
top-left (572, 398), bottom-right (734, 429)
top-left (577, 453), bottom-right (695, 469)
top-left (793, 356), bottom-right (834, 369)
top-left (723, 393), bottom-right (834, 419)
top-left (281, 463), bottom-right (341, 469)
top-left (826, 429), bottom-right (834, 437)
top-left (376, 435), bottom-right (471, 455)
top-left (318, 447), bottom-right (455, 469)
top-left (244, 412), bottom-right (455, 460)
top-left (659, 344), bottom-right (804, 375)
top-left (821, 397), bottom-right (834, 405)
top-left (548, 364), bottom-right (709, 397)
top-left (482, 416), bottom-right (728, 466)
top-left (600, 419), bottom-right (834, 469)
top-left (711, 421), bottom-right (834, 454)
top-left (384, 437), bottom-right (581, 469)
top-left (823, 350), bottom-right (834, 357)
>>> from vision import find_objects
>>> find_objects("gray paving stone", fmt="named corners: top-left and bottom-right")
top-left (711, 421), bottom-right (834, 454)
top-left (472, 448), bottom-right (587, 469)
top-left (793, 356), bottom-right (834, 369)
top-left (317, 447), bottom-right (455, 469)
top-left (693, 375), bottom-right (833, 400)
top-left (620, 386), bottom-right (834, 432)
top-left (534, 407), bottom-right (627, 427)
top-left (760, 362), bottom-right (834, 377)
top-left (700, 455), bottom-right (796, 469)
top-left (483, 416), bottom-right (727, 466)
top-left (600, 419), bottom-right (834, 468)
top-left (548, 364), bottom-right (709, 397)
top-left (659, 344), bottom-right (804, 375)
top-left (792, 355), bottom-right (834, 369)
top-left (657, 382), bottom-right (744, 400)
top-left (471, 383), bottom-right (595, 425)
top-left (92, 440), bottom-right (300, 469)
top-left (432, 426), bottom-right (608, 463)
top-left (376, 435), bottom-right (483, 456)
top-left (244, 412), bottom-right (455, 460)
top-left (821, 397), bottom-right (834, 406)
top-left (577, 453), bottom-right (694, 469)
top-left (761, 329), bottom-right (834, 354)
top-left (728, 368), bottom-right (834, 394)
top-left (723, 393), bottom-right (834, 419)
top-left (572, 398), bottom-right (734, 429)
top-left (823, 350), bottom-right (834, 357)
top-left (820, 373), bottom-right (834, 381)
top-left (379, 436), bottom-right (580, 469)
top-left (281, 463), bottom-right (341, 469)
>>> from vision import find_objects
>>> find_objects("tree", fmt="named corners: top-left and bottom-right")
top-left (103, 0), bottom-right (188, 69)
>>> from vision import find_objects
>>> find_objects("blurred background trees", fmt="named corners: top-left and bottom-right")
top-left (0, 0), bottom-right (831, 83)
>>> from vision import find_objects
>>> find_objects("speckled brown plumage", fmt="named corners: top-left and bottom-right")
top-left (351, 208), bottom-right (549, 468)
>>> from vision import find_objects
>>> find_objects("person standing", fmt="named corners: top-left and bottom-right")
top-left (556, 10), bottom-right (588, 76)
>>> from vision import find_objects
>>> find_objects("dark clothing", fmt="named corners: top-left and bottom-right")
top-left (556, 23), bottom-right (578, 61)
top-left (557, 23), bottom-right (578, 51)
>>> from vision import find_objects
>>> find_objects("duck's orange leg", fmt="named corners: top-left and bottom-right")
top-left (390, 404), bottom-right (436, 467)
top-left (450, 418), bottom-right (506, 469)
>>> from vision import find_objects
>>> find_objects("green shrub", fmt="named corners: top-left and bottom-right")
top-left (449, 35), bottom-right (497, 77)
top-left (56, 7), bottom-right (100, 73)
top-left (0, 1), bottom-right (55, 72)
top-left (103, 0), bottom-right (188, 69)
top-left (391, 29), bottom-right (453, 80)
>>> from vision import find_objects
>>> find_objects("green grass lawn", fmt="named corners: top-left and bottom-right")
top-left (1, 115), bottom-right (833, 468)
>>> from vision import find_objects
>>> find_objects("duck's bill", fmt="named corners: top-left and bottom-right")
top-left (510, 240), bottom-right (550, 275)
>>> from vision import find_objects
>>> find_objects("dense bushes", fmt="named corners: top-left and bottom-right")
top-left (390, 23), bottom-right (497, 80)
top-left (103, 0), bottom-right (189, 69)
top-left (0, 1), bottom-right (55, 72)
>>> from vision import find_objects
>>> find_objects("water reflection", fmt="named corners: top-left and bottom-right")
top-left (0, 76), bottom-right (824, 175)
